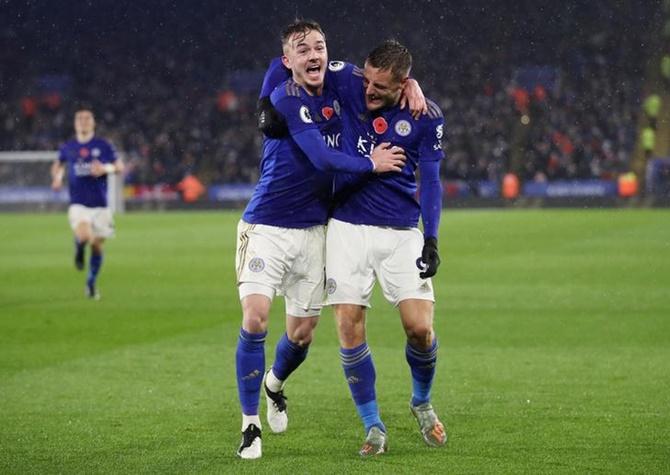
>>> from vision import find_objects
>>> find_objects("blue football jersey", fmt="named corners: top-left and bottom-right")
top-left (326, 62), bottom-right (445, 235)
top-left (242, 78), bottom-right (352, 228)
top-left (58, 137), bottom-right (117, 208)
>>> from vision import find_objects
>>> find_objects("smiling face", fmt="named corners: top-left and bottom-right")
top-left (362, 62), bottom-right (406, 112)
top-left (281, 28), bottom-right (328, 96)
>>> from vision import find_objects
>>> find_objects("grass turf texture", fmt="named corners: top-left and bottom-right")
top-left (1, 210), bottom-right (669, 474)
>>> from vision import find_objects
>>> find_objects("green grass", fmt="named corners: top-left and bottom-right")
top-left (1, 210), bottom-right (669, 474)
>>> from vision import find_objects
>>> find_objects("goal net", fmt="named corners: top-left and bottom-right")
top-left (0, 151), bottom-right (124, 212)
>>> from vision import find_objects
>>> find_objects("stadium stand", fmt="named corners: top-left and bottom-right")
top-left (0, 1), bottom-right (666, 200)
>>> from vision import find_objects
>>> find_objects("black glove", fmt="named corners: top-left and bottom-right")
top-left (257, 96), bottom-right (289, 138)
top-left (416, 237), bottom-right (440, 279)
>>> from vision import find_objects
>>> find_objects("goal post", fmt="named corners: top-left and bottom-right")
top-left (0, 151), bottom-right (125, 213)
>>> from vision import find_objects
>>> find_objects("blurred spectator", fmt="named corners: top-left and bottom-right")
top-left (0, 1), bottom-right (658, 188)
top-left (176, 172), bottom-right (206, 203)
top-left (642, 126), bottom-right (656, 160)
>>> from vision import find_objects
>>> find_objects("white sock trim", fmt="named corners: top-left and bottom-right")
top-left (242, 414), bottom-right (261, 431)
top-left (265, 367), bottom-right (284, 393)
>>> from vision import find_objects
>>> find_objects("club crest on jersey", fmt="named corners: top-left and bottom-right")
top-left (373, 117), bottom-right (388, 134)
top-left (248, 257), bottom-right (265, 273)
top-left (91, 148), bottom-right (101, 158)
top-left (299, 105), bottom-right (313, 124)
top-left (79, 147), bottom-right (90, 158)
top-left (333, 99), bottom-right (341, 116)
top-left (395, 120), bottom-right (412, 137)
top-left (328, 60), bottom-right (345, 72)
top-left (326, 278), bottom-right (337, 295)
top-left (322, 106), bottom-right (334, 120)
top-left (436, 124), bottom-right (443, 140)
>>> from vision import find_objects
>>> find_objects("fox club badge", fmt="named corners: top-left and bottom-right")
top-left (326, 278), bottom-right (337, 294)
top-left (395, 120), bottom-right (412, 137)
top-left (248, 257), bottom-right (265, 272)
top-left (333, 99), bottom-right (341, 116)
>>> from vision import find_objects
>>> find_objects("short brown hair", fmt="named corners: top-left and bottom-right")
top-left (281, 19), bottom-right (326, 48)
top-left (366, 40), bottom-right (412, 81)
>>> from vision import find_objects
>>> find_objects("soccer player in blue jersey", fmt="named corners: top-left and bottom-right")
top-left (51, 108), bottom-right (124, 299)
top-left (324, 40), bottom-right (447, 455)
top-left (234, 20), bottom-right (408, 460)
top-left (260, 40), bottom-right (446, 456)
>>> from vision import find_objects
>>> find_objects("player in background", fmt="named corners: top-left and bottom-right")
top-left (51, 108), bottom-right (124, 299)
top-left (259, 40), bottom-right (446, 456)
top-left (234, 19), bottom-right (410, 460)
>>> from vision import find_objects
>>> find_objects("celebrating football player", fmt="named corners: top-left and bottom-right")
top-left (51, 107), bottom-right (124, 299)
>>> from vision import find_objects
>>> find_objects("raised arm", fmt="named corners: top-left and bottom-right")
top-left (257, 58), bottom-right (292, 138)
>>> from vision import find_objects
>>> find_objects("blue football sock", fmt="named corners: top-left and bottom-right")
top-left (87, 251), bottom-right (103, 284)
top-left (340, 343), bottom-right (385, 433)
top-left (236, 328), bottom-right (266, 415)
top-left (271, 332), bottom-right (309, 381)
top-left (405, 338), bottom-right (438, 406)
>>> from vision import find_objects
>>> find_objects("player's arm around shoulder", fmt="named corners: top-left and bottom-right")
top-left (272, 85), bottom-right (405, 174)
top-left (270, 83), bottom-right (315, 135)
top-left (324, 60), bottom-right (360, 95)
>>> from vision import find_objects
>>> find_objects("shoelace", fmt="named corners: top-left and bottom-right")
top-left (266, 387), bottom-right (287, 411)
top-left (241, 424), bottom-right (261, 449)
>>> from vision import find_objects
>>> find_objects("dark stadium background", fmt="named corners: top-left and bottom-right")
top-left (1, 0), bottom-right (668, 205)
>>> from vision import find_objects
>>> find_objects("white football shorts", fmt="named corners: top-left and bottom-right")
top-left (325, 218), bottom-right (434, 307)
top-left (235, 220), bottom-right (326, 317)
top-left (68, 204), bottom-right (115, 238)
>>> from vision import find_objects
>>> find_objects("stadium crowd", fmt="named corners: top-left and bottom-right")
top-left (0, 1), bottom-right (658, 189)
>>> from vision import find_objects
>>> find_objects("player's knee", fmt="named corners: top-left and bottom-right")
top-left (406, 324), bottom-right (433, 350)
top-left (77, 231), bottom-right (92, 244)
top-left (287, 322), bottom-right (316, 347)
top-left (241, 308), bottom-right (269, 334)
top-left (243, 315), bottom-right (268, 334)
top-left (288, 331), bottom-right (313, 347)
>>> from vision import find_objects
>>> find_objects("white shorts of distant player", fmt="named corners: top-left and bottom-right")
top-left (68, 204), bottom-right (115, 238)
top-left (325, 218), bottom-right (434, 307)
top-left (236, 220), bottom-right (326, 317)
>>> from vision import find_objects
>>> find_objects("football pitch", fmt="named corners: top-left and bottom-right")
top-left (1, 209), bottom-right (668, 473)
